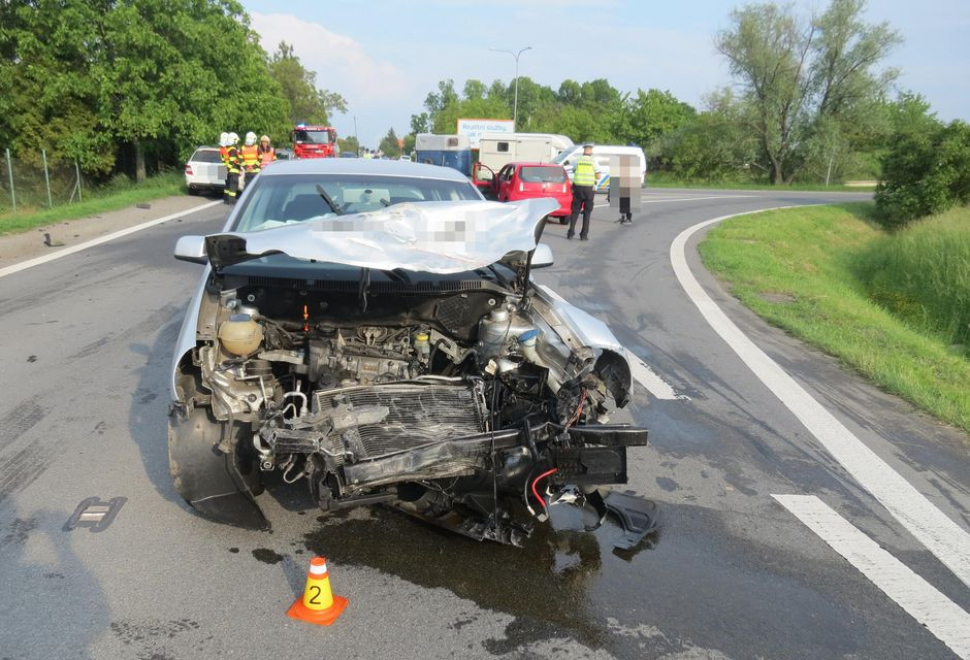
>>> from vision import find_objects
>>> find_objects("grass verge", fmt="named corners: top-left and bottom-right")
top-left (0, 172), bottom-right (187, 235)
top-left (698, 202), bottom-right (970, 433)
top-left (647, 172), bottom-right (876, 193)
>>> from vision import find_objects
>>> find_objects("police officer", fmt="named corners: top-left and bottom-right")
top-left (567, 143), bottom-right (600, 240)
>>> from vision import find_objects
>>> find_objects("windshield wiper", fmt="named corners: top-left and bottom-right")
top-left (316, 184), bottom-right (343, 215)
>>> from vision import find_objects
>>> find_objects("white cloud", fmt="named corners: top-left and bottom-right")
top-left (250, 12), bottom-right (412, 106)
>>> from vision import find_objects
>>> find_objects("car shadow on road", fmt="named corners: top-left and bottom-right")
top-left (126, 320), bottom-right (188, 511)
top-left (0, 506), bottom-right (108, 660)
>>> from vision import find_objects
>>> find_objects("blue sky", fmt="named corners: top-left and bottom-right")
top-left (241, 0), bottom-right (970, 148)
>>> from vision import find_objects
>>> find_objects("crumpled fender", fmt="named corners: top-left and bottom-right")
top-left (168, 406), bottom-right (268, 530)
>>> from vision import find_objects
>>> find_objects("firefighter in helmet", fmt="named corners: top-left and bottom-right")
top-left (241, 132), bottom-right (261, 175)
top-left (258, 135), bottom-right (276, 167)
top-left (224, 132), bottom-right (242, 204)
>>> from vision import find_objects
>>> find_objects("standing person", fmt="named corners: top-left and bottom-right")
top-left (218, 132), bottom-right (230, 167)
top-left (241, 132), bottom-right (261, 174)
top-left (610, 154), bottom-right (640, 226)
top-left (218, 132), bottom-right (231, 196)
top-left (567, 143), bottom-right (600, 240)
top-left (257, 135), bottom-right (276, 167)
top-left (224, 133), bottom-right (242, 204)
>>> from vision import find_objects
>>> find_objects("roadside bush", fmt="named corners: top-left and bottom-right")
top-left (855, 205), bottom-right (970, 353)
top-left (875, 120), bottom-right (970, 228)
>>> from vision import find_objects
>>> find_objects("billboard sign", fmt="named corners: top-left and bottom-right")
top-left (457, 118), bottom-right (515, 148)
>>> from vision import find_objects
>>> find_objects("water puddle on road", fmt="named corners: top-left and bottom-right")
top-left (301, 503), bottom-right (661, 650)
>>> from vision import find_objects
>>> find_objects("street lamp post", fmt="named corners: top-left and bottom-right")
top-left (489, 46), bottom-right (532, 130)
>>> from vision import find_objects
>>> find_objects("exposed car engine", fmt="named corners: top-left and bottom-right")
top-left (172, 269), bottom-right (647, 544)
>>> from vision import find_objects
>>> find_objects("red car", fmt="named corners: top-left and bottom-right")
top-left (492, 162), bottom-right (572, 223)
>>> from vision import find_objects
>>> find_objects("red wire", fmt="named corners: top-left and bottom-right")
top-left (531, 467), bottom-right (559, 513)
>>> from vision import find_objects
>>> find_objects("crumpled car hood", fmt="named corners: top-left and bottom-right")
top-left (207, 197), bottom-right (559, 273)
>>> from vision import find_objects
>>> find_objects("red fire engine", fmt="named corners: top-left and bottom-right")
top-left (291, 124), bottom-right (338, 159)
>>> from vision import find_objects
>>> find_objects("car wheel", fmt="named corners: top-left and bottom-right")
top-left (187, 185), bottom-right (198, 196)
top-left (559, 217), bottom-right (568, 225)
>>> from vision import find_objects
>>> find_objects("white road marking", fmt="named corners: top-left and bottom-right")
top-left (671, 207), bottom-right (970, 590)
top-left (0, 199), bottom-right (222, 279)
top-left (624, 349), bottom-right (688, 400)
top-left (593, 193), bottom-right (761, 209)
top-left (774, 494), bottom-right (970, 659)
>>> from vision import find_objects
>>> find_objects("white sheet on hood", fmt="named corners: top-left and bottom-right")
top-left (215, 197), bottom-right (560, 274)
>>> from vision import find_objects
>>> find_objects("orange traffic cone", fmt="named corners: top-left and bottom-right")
top-left (287, 556), bottom-right (349, 626)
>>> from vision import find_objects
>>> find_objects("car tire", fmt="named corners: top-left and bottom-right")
top-left (187, 186), bottom-right (198, 196)
top-left (559, 217), bottom-right (568, 225)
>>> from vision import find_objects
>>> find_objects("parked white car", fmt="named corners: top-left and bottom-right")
top-left (184, 146), bottom-right (226, 195)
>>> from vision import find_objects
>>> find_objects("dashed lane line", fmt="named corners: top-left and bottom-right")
top-left (0, 200), bottom-right (222, 280)
top-left (774, 494), bottom-right (970, 659)
top-left (672, 206), bottom-right (970, 590)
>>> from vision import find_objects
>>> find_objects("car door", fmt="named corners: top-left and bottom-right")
top-left (497, 165), bottom-right (514, 201)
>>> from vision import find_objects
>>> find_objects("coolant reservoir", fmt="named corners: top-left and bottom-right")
top-left (218, 314), bottom-right (264, 356)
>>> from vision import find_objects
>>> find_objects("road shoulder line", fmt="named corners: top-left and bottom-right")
top-left (0, 199), bottom-right (222, 279)
top-left (670, 206), bottom-right (970, 590)
top-left (774, 494), bottom-right (970, 659)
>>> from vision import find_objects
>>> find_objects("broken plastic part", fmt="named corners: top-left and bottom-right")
top-left (604, 491), bottom-right (659, 550)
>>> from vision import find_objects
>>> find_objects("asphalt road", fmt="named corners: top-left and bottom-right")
top-left (1, 189), bottom-right (968, 660)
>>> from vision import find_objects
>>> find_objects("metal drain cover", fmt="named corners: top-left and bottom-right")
top-left (64, 497), bottom-right (126, 533)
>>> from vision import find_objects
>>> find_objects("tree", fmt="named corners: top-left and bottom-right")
top-left (716, 0), bottom-right (900, 184)
top-left (337, 135), bottom-right (359, 155)
top-left (659, 89), bottom-right (759, 180)
top-left (269, 42), bottom-right (347, 127)
top-left (875, 113), bottom-right (970, 227)
top-left (0, 0), bottom-right (300, 180)
top-left (379, 128), bottom-right (402, 158)
top-left (625, 89), bottom-right (696, 148)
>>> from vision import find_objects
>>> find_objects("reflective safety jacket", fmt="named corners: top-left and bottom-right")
top-left (573, 154), bottom-right (596, 187)
top-left (240, 144), bottom-right (260, 172)
top-left (225, 147), bottom-right (241, 174)
top-left (258, 146), bottom-right (276, 165)
top-left (219, 146), bottom-right (229, 167)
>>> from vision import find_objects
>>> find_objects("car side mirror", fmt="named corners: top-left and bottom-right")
top-left (174, 235), bottom-right (208, 264)
top-left (532, 242), bottom-right (554, 269)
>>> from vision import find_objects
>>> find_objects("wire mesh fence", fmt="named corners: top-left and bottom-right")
top-left (0, 149), bottom-right (88, 214)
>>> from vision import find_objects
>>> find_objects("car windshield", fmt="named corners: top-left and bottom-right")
top-left (191, 149), bottom-right (222, 163)
top-left (293, 129), bottom-right (332, 144)
top-left (520, 166), bottom-right (566, 183)
top-left (232, 173), bottom-right (482, 232)
top-left (551, 150), bottom-right (575, 165)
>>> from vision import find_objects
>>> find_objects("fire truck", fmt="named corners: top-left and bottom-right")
top-left (291, 124), bottom-right (338, 159)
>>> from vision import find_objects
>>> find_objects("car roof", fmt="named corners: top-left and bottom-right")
top-left (259, 157), bottom-right (472, 182)
top-left (508, 162), bottom-right (566, 168)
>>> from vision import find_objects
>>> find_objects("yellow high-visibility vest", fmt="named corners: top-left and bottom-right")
top-left (573, 155), bottom-right (596, 186)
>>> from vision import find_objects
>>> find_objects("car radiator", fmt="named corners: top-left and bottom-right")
top-left (314, 382), bottom-right (486, 459)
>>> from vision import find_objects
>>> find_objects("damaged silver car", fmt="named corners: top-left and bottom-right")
top-left (169, 159), bottom-right (649, 545)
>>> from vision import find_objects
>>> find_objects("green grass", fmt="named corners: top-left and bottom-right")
top-left (647, 171), bottom-right (876, 193)
top-left (855, 206), bottom-right (970, 352)
top-left (0, 172), bottom-right (187, 235)
top-left (699, 202), bottom-right (970, 433)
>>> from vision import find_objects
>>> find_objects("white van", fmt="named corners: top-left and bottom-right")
top-left (553, 144), bottom-right (646, 192)
top-left (475, 133), bottom-right (574, 186)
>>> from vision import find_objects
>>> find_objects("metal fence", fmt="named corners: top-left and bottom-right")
top-left (0, 149), bottom-right (87, 214)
